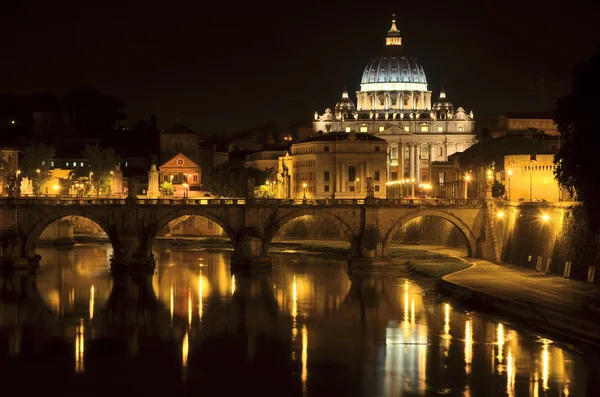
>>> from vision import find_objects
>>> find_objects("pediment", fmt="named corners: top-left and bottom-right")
top-left (160, 153), bottom-right (200, 169)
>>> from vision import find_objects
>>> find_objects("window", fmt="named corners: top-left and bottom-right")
top-left (41, 161), bottom-right (45, 166)
top-left (404, 147), bottom-right (410, 158)
top-left (324, 185), bottom-right (330, 192)
top-left (348, 166), bottom-right (356, 182)
top-left (456, 144), bottom-right (465, 152)
top-left (324, 171), bottom-right (330, 182)
top-left (437, 126), bottom-right (444, 132)
top-left (66, 162), bottom-right (70, 167)
top-left (403, 126), bottom-right (409, 132)
top-left (193, 174), bottom-right (198, 182)
top-left (391, 146), bottom-right (398, 159)
top-left (50, 161), bottom-right (54, 167)
top-left (379, 126), bottom-right (385, 132)
top-left (420, 125), bottom-right (429, 132)
top-left (375, 146), bottom-right (380, 152)
top-left (345, 126), bottom-right (351, 132)
top-left (439, 172), bottom-right (445, 185)
top-left (391, 171), bottom-right (398, 180)
top-left (349, 186), bottom-right (355, 192)
top-left (457, 125), bottom-right (465, 132)
top-left (375, 185), bottom-right (380, 192)
top-left (360, 126), bottom-right (368, 132)
top-left (80, 162), bottom-right (84, 167)
top-left (380, 98), bottom-right (385, 106)
top-left (374, 171), bottom-right (380, 182)
top-left (125, 162), bottom-right (129, 167)
top-left (164, 175), bottom-right (169, 182)
top-left (421, 146), bottom-right (429, 160)
top-left (438, 147), bottom-right (443, 156)
top-left (324, 146), bottom-right (330, 152)
top-left (391, 98), bottom-right (397, 106)
top-left (175, 141), bottom-right (183, 152)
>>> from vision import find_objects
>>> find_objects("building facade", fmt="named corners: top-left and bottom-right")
top-left (277, 132), bottom-right (388, 199)
top-left (312, 15), bottom-right (477, 186)
top-left (502, 154), bottom-right (571, 202)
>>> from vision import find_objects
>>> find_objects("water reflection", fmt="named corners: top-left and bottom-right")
top-left (0, 243), bottom-right (598, 397)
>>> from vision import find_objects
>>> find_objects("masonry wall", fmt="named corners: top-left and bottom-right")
top-left (495, 203), bottom-right (599, 283)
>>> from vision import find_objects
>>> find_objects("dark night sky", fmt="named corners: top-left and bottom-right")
top-left (1, 0), bottom-right (599, 135)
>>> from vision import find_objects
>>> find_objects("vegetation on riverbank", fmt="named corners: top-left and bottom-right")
top-left (403, 260), bottom-right (471, 279)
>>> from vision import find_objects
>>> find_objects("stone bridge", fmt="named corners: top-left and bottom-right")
top-left (0, 196), bottom-right (500, 269)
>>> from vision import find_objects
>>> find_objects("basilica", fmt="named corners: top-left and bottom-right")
top-left (312, 15), bottom-right (477, 184)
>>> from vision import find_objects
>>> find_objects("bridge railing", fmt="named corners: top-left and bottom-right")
top-left (0, 196), bottom-right (484, 207)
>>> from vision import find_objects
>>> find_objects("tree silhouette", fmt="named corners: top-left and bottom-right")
top-left (554, 44), bottom-right (600, 230)
top-left (20, 142), bottom-right (55, 195)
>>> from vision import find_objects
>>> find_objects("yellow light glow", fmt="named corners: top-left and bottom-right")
top-left (497, 323), bottom-right (504, 367)
top-left (508, 169), bottom-right (513, 176)
top-left (187, 290), bottom-right (192, 328)
top-left (89, 285), bottom-right (95, 320)
top-left (507, 346), bottom-right (515, 397)
top-left (301, 325), bottom-right (308, 389)
top-left (75, 318), bottom-right (85, 373)
top-left (464, 318), bottom-right (473, 374)
top-left (465, 174), bottom-right (471, 181)
top-left (443, 303), bottom-right (451, 355)
top-left (497, 211), bottom-right (504, 218)
top-left (231, 275), bottom-right (236, 295)
top-left (292, 275), bottom-right (298, 321)
top-left (302, 182), bottom-right (307, 188)
top-left (410, 299), bottom-right (415, 324)
top-left (182, 331), bottom-right (189, 369)
top-left (170, 284), bottom-right (174, 324)
top-left (541, 213), bottom-right (550, 222)
top-left (542, 338), bottom-right (551, 391)
top-left (198, 272), bottom-right (203, 321)
top-left (53, 184), bottom-right (59, 191)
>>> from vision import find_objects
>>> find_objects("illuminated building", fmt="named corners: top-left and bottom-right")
top-left (313, 15), bottom-right (477, 185)
top-left (277, 132), bottom-right (388, 199)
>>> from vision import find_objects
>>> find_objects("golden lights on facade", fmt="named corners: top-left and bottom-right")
top-left (464, 318), bottom-right (473, 374)
top-left (75, 318), bottom-right (85, 374)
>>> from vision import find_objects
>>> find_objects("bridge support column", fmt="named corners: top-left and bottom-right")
top-left (348, 233), bottom-right (391, 269)
top-left (231, 228), bottom-right (271, 268)
top-left (111, 234), bottom-right (155, 271)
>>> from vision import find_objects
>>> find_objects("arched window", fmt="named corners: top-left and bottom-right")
top-left (348, 166), bottom-right (356, 182)
top-left (391, 146), bottom-right (398, 159)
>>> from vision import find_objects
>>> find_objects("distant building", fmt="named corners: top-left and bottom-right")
top-left (159, 122), bottom-right (201, 163)
top-left (277, 132), bottom-right (388, 199)
top-left (495, 112), bottom-right (558, 137)
top-left (245, 149), bottom-right (288, 172)
top-left (312, 15), bottom-right (478, 185)
top-left (502, 154), bottom-right (572, 202)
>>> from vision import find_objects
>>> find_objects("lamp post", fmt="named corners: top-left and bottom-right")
top-left (302, 182), bottom-right (307, 199)
top-left (507, 168), bottom-right (512, 201)
top-left (464, 173), bottom-right (471, 199)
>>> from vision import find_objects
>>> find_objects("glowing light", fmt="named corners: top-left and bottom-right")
top-left (465, 174), bottom-right (471, 181)
top-left (292, 276), bottom-right (298, 321)
top-left (170, 284), bottom-right (174, 324)
top-left (187, 290), bottom-right (192, 328)
top-left (507, 168), bottom-right (513, 176)
top-left (75, 318), bottom-right (85, 373)
top-left (182, 331), bottom-right (189, 369)
top-left (53, 184), bottom-right (59, 191)
top-left (507, 346), bottom-right (515, 397)
top-left (464, 318), bottom-right (473, 374)
top-left (89, 285), bottom-right (95, 320)
top-left (410, 299), bottom-right (415, 324)
top-left (198, 272), bottom-right (203, 321)
top-left (301, 325), bottom-right (308, 391)
top-left (231, 275), bottom-right (236, 295)
top-left (541, 213), bottom-right (550, 222)
top-left (496, 323), bottom-right (504, 367)
top-left (497, 211), bottom-right (504, 218)
top-left (542, 338), bottom-right (551, 391)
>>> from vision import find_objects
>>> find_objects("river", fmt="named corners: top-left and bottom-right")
top-left (0, 243), bottom-right (598, 396)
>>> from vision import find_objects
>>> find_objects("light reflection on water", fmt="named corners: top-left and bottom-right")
top-left (0, 243), bottom-right (598, 397)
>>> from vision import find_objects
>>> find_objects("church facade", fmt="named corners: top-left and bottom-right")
top-left (312, 15), bottom-right (477, 185)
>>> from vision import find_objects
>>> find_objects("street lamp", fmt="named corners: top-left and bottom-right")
top-left (464, 173), bottom-right (471, 199)
top-left (53, 183), bottom-right (60, 196)
top-left (355, 177), bottom-right (360, 199)
top-left (302, 182), bottom-right (307, 199)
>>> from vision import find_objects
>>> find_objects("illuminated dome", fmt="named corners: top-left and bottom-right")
top-left (360, 14), bottom-right (427, 92)
top-left (335, 90), bottom-right (356, 113)
top-left (432, 88), bottom-right (453, 111)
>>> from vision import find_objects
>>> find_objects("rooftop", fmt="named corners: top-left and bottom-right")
top-left (297, 132), bottom-right (387, 143)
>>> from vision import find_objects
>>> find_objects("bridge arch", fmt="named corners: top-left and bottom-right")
top-left (382, 209), bottom-right (478, 257)
top-left (261, 208), bottom-right (357, 257)
top-left (145, 208), bottom-right (238, 252)
top-left (22, 209), bottom-right (114, 259)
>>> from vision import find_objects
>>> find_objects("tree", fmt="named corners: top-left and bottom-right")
top-left (0, 151), bottom-right (10, 191)
top-left (554, 45), bottom-right (600, 231)
top-left (62, 88), bottom-right (127, 135)
top-left (70, 144), bottom-right (119, 196)
top-left (203, 162), bottom-right (272, 198)
top-left (20, 142), bottom-right (55, 195)
top-left (160, 181), bottom-right (175, 196)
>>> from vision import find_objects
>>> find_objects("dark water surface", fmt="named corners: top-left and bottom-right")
top-left (1, 243), bottom-right (599, 396)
